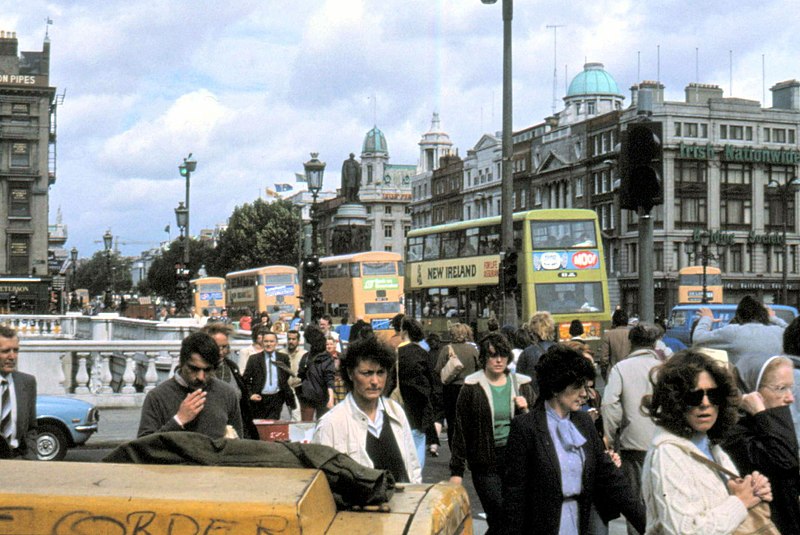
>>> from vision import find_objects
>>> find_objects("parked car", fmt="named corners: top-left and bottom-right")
top-left (34, 396), bottom-right (100, 461)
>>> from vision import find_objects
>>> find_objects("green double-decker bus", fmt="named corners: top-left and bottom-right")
top-left (405, 209), bottom-right (611, 342)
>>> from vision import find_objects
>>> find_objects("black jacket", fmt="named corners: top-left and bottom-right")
top-left (449, 373), bottom-right (535, 478)
top-left (722, 405), bottom-right (800, 535)
top-left (515, 340), bottom-right (554, 395)
top-left (297, 352), bottom-right (335, 408)
top-left (242, 351), bottom-right (296, 411)
top-left (398, 342), bottom-right (436, 432)
top-left (221, 358), bottom-right (259, 440)
top-left (502, 404), bottom-right (645, 535)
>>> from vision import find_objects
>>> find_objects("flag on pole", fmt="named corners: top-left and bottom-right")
top-left (275, 183), bottom-right (293, 192)
top-left (266, 188), bottom-right (279, 198)
top-left (295, 173), bottom-right (306, 183)
top-left (164, 224), bottom-right (170, 233)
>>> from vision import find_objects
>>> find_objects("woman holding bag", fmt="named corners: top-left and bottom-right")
top-left (449, 332), bottom-right (534, 534)
top-left (641, 350), bottom-right (775, 535)
top-left (435, 322), bottom-right (479, 450)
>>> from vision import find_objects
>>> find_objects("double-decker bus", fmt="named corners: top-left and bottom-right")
top-left (225, 265), bottom-right (300, 322)
top-left (190, 276), bottom-right (226, 315)
top-left (678, 265), bottom-right (723, 304)
top-left (318, 252), bottom-right (404, 337)
top-left (405, 209), bottom-right (611, 342)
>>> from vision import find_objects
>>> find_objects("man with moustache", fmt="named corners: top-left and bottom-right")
top-left (137, 332), bottom-right (243, 439)
top-left (285, 329), bottom-right (306, 421)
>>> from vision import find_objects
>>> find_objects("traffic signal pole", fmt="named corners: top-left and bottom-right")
top-left (638, 207), bottom-right (655, 323)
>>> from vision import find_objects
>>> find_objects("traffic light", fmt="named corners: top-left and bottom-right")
top-left (620, 120), bottom-right (663, 213)
top-left (501, 250), bottom-right (519, 293)
top-left (8, 293), bottom-right (18, 309)
top-left (302, 255), bottom-right (322, 297)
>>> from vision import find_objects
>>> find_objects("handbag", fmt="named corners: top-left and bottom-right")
top-left (440, 344), bottom-right (464, 384)
top-left (673, 445), bottom-right (780, 535)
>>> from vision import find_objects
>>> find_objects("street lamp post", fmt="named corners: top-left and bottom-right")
top-left (303, 153), bottom-right (325, 323)
top-left (768, 176), bottom-right (799, 304)
top-left (103, 230), bottom-right (113, 310)
top-left (482, 0), bottom-right (517, 327)
top-left (691, 232), bottom-right (721, 305)
top-left (174, 201), bottom-right (190, 316)
top-left (69, 247), bottom-right (79, 311)
top-left (178, 154), bottom-right (196, 272)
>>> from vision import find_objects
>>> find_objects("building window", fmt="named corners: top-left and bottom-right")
top-left (384, 224), bottom-right (393, 238)
top-left (587, 101), bottom-right (595, 114)
top-left (11, 143), bottom-right (30, 167)
top-left (674, 197), bottom-right (707, 228)
top-left (720, 124), bottom-right (753, 141)
top-left (404, 225), bottom-right (410, 237)
top-left (654, 242), bottom-right (664, 272)
top-left (675, 160), bottom-right (707, 184)
top-left (8, 183), bottom-right (30, 218)
top-left (792, 245), bottom-right (798, 274)
top-left (11, 103), bottom-right (29, 115)
top-left (747, 244), bottom-right (755, 272)
top-left (720, 198), bottom-right (752, 228)
top-left (384, 245), bottom-right (393, 252)
top-left (730, 244), bottom-right (743, 272)
top-left (366, 206), bottom-right (372, 215)
top-left (673, 243), bottom-right (683, 272)
top-left (721, 163), bottom-right (752, 185)
top-left (8, 234), bottom-right (29, 275)
top-left (628, 243), bottom-right (638, 273)
top-left (405, 206), bottom-right (412, 215)
top-left (575, 178), bottom-right (583, 198)
top-left (384, 205), bottom-right (392, 215)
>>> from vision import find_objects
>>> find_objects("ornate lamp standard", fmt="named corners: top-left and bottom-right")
top-left (690, 233), bottom-right (722, 305)
top-left (69, 246), bottom-right (79, 311)
top-left (174, 201), bottom-right (190, 316)
top-left (768, 176), bottom-right (799, 304)
top-left (302, 153), bottom-right (325, 323)
top-left (103, 230), bottom-right (113, 310)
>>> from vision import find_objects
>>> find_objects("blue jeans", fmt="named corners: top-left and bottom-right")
top-left (412, 428), bottom-right (427, 471)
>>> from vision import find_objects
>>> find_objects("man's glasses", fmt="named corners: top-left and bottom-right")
top-left (684, 387), bottom-right (725, 407)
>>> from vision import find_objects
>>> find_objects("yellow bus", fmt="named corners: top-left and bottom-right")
top-left (190, 276), bottom-right (226, 315)
top-left (319, 252), bottom-right (404, 336)
top-left (678, 265), bottom-right (723, 304)
top-left (405, 209), bottom-right (611, 341)
top-left (225, 265), bottom-right (300, 321)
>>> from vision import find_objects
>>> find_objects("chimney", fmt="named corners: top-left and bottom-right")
top-left (771, 80), bottom-right (800, 110)
top-left (0, 30), bottom-right (19, 57)
top-left (685, 83), bottom-right (724, 105)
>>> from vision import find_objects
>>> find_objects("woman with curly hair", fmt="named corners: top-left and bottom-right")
top-left (449, 332), bottom-right (534, 534)
top-left (503, 344), bottom-right (645, 535)
top-left (434, 322), bottom-right (479, 449)
top-left (641, 350), bottom-right (773, 534)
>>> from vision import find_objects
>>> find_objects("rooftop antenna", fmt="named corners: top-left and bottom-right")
top-left (546, 24), bottom-right (565, 115)
top-left (44, 17), bottom-right (52, 39)
top-left (729, 50), bottom-right (733, 96)
top-left (637, 51), bottom-right (641, 85)
top-left (762, 53), bottom-right (766, 105)
top-left (656, 45), bottom-right (661, 85)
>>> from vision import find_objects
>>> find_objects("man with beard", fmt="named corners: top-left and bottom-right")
top-left (285, 329), bottom-right (306, 421)
top-left (137, 332), bottom-right (243, 439)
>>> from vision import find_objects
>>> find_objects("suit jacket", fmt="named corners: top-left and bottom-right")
top-left (222, 358), bottom-right (259, 440)
top-left (502, 403), bottom-right (645, 535)
top-left (6, 371), bottom-right (37, 457)
top-left (242, 351), bottom-right (296, 411)
top-left (599, 326), bottom-right (631, 378)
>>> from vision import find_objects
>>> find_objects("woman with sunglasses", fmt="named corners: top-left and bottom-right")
top-left (641, 350), bottom-right (773, 534)
top-left (502, 344), bottom-right (645, 535)
top-left (723, 355), bottom-right (800, 534)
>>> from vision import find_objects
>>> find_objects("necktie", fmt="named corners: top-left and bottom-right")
top-left (1, 378), bottom-right (12, 444)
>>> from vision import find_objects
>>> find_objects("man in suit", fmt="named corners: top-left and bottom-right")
top-left (0, 325), bottom-right (37, 459)
top-left (599, 308), bottom-right (633, 380)
top-left (201, 323), bottom-right (259, 440)
top-left (243, 332), bottom-right (295, 420)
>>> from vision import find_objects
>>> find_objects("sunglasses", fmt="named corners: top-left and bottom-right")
top-left (684, 387), bottom-right (725, 407)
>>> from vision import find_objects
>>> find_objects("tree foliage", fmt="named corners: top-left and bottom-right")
top-left (209, 198), bottom-right (302, 274)
top-left (143, 238), bottom-right (217, 301)
top-left (74, 251), bottom-right (132, 298)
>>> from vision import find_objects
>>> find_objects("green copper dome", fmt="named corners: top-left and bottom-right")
top-left (362, 126), bottom-right (388, 154)
top-left (567, 63), bottom-right (622, 97)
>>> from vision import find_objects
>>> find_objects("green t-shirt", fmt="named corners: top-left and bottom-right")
top-left (490, 381), bottom-right (512, 447)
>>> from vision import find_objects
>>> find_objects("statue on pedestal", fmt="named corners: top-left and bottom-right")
top-left (341, 153), bottom-right (361, 203)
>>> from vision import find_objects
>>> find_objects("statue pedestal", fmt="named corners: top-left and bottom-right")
top-left (330, 203), bottom-right (371, 255)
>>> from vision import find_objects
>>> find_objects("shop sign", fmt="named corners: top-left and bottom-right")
top-left (413, 256), bottom-right (497, 288)
top-left (679, 142), bottom-right (800, 165)
top-left (689, 228), bottom-right (784, 246)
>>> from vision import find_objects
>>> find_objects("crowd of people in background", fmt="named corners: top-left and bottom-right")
top-left (11, 294), bottom-right (800, 534)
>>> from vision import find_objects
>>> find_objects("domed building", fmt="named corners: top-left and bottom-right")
top-left (559, 62), bottom-right (624, 126)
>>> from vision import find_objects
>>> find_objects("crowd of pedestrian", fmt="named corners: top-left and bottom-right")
top-left (9, 294), bottom-right (800, 534)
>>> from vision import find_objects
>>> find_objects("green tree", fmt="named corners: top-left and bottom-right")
top-left (74, 251), bottom-right (132, 298)
top-left (210, 198), bottom-right (302, 274)
top-left (145, 238), bottom-right (216, 301)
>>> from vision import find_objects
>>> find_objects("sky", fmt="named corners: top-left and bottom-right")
top-left (3, 1), bottom-right (798, 258)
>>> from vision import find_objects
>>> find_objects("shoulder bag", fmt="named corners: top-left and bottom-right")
top-left (440, 344), bottom-right (464, 385)
top-left (389, 353), bottom-right (404, 408)
top-left (671, 444), bottom-right (780, 535)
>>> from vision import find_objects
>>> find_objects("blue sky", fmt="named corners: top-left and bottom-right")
top-left (3, 1), bottom-right (797, 258)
